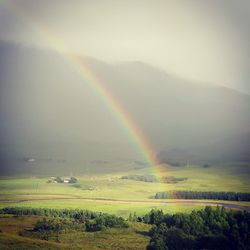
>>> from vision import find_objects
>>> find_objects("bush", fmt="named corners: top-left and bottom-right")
top-left (69, 177), bottom-right (77, 183)
top-left (34, 218), bottom-right (82, 232)
top-left (55, 176), bottom-right (63, 183)
top-left (85, 214), bottom-right (129, 232)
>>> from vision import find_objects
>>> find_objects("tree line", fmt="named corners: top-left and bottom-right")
top-left (155, 191), bottom-right (250, 201)
top-left (0, 207), bottom-right (98, 222)
top-left (0, 206), bottom-right (128, 231)
top-left (2, 206), bottom-right (250, 249)
top-left (143, 206), bottom-right (250, 250)
top-left (121, 175), bottom-right (187, 184)
top-left (121, 174), bottom-right (159, 183)
top-left (31, 214), bottom-right (128, 233)
top-left (85, 214), bottom-right (129, 231)
top-left (33, 217), bottom-right (82, 232)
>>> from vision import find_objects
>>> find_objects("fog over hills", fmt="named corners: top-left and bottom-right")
top-left (0, 41), bottom-right (249, 174)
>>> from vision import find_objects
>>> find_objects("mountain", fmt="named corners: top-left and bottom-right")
top-left (157, 133), bottom-right (250, 166)
top-left (0, 41), bottom-right (249, 174)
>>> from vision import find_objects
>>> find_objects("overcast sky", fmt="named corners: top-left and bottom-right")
top-left (0, 0), bottom-right (250, 93)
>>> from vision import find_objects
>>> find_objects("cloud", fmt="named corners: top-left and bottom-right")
top-left (0, 0), bottom-right (249, 93)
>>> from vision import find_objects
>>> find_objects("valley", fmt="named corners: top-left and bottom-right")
top-left (1, 164), bottom-right (249, 216)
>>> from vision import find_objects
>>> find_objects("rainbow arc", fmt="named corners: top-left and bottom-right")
top-left (4, 1), bottom-right (168, 187)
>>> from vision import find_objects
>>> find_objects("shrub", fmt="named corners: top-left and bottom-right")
top-left (85, 214), bottom-right (129, 232)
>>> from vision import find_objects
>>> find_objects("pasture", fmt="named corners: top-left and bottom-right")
top-left (0, 164), bottom-right (249, 216)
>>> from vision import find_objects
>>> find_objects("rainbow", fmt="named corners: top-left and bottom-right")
top-left (4, 1), bottom-right (168, 183)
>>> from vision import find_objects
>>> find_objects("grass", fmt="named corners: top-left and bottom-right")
top-left (0, 164), bottom-right (249, 216)
top-left (0, 163), bottom-right (249, 249)
top-left (0, 200), bottom-right (204, 216)
top-left (0, 215), bottom-right (151, 249)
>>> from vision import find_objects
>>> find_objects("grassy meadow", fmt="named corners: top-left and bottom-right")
top-left (0, 214), bottom-right (151, 249)
top-left (0, 163), bottom-right (249, 249)
top-left (0, 163), bottom-right (249, 216)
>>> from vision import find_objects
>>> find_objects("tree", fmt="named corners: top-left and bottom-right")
top-left (147, 234), bottom-right (168, 250)
top-left (69, 176), bottom-right (77, 183)
top-left (55, 176), bottom-right (63, 183)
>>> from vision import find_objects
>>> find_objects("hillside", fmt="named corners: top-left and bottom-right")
top-left (0, 41), bottom-right (249, 174)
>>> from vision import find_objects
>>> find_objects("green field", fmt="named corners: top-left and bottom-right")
top-left (0, 164), bottom-right (249, 216)
top-left (0, 214), bottom-right (151, 249)
top-left (0, 163), bottom-right (250, 249)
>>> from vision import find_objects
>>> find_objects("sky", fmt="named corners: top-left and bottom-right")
top-left (0, 0), bottom-right (250, 93)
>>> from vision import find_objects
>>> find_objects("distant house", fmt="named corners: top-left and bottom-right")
top-left (47, 176), bottom-right (77, 184)
top-left (47, 177), bottom-right (57, 183)
top-left (63, 178), bottom-right (70, 183)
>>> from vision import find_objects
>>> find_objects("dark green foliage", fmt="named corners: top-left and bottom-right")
top-left (155, 190), bottom-right (250, 201)
top-left (0, 207), bottom-right (100, 222)
top-left (147, 233), bottom-right (168, 250)
top-left (148, 210), bottom-right (164, 226)
top-left (85, 214), bottom-right (129, 232)
top-left (19, 217), bottom-right (83, 242)
top-left (121, 174), bottom-right (159, 183)
top-left (121, 175), bottom-right (187, 184)
top-left (145, 206), bottom-right (250, 250)
top-left (0, 207), bottom-right (129, 233)
top-left (34, 218), bottom-right (82, 232)
top-left (55, 176), bottom-right (63, 183)
top-left (69, 176), bottom-right (77, 183)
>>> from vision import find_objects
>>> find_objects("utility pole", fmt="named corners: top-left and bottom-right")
top-left (187, 160), bottom-right (189, 168)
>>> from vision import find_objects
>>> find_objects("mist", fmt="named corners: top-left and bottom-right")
top-left (0, 1), bottom-right (249, 175)
top-left (0, 0), bottom-right (250, 92)
top-left (0, 41), bottom-right (249, 174)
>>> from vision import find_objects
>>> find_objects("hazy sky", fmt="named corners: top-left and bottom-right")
top-left (0, 0), bottom-right (250, 93)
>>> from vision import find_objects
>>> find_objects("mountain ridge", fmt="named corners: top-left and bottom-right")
top-left (0, 40), bottom-right (249, 174)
